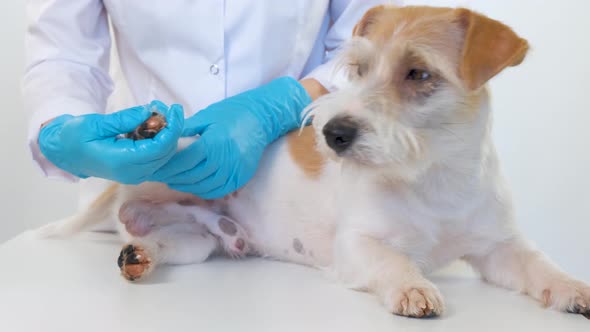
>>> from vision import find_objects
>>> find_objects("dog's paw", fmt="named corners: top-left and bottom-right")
top-left (541, 278), bottom-right (590, 319)
top-left (383, 281), bottom-right (445, 318)
top-left (117, 244), bottom-right (153, 281)
top-left (125, 111), bottom-right (167, 140)
top-left (214, 217), bottom-right (249, 258)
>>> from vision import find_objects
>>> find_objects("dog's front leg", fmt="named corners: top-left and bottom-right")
top-left (333, 231), bottom-right (445, 317)
top-left (465, 236), bottom-right (590, 318)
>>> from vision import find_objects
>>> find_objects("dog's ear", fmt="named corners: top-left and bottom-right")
top-left (353, 5), bottom-right (386, 37)
top-left (455, 8), bottom-right (529, 90)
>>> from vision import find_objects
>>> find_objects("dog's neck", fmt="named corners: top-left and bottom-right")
top-left (371, 91), bottom-right (495, 209)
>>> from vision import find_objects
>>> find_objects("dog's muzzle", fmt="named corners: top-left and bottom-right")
top-left (322, 116), bottom-right (358, 153)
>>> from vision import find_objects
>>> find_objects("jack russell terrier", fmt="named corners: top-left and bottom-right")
top-left (38, 5), bottom-right (590, 319)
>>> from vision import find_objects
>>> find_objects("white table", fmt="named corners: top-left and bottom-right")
top-left (0, 231), bottom-right (587, 332)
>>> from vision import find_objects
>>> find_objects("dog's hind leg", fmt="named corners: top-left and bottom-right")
top-left (118, 222), bottom-right (219, 281)
top-left (119, 200), bottom-right (250, 258)
top-left (35, 184), bottom-right (120, 238)
top-left (116, 200), bottom-right (250, 281)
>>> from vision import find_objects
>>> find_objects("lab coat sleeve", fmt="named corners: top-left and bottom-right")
top-left (304, 0), bottom-right (403, 92)
top-left (23, 0), bottom-right (113, 181)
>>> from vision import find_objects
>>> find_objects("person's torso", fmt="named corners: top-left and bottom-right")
top-left (103, 0), bottom-right (333, 115)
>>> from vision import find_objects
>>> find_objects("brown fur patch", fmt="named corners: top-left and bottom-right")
top-left (287, 126), bottom-right (326, 178)
top-left (349, 5), bottom-right (528, 92)
top-left (347, 6), bottom-right (468, 97)
top-left (352, 5), bottom-right (387, 37)
top-left (456, 8), bottom-right (529, 90)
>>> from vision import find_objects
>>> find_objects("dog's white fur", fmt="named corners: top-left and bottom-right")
top-left (38, 5), bottom-right (590, 318)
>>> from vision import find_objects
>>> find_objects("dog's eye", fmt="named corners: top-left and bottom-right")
top-left (349, 62), bottom-right (367, 78)
top-left (406, 69), bottom-right (431, 81)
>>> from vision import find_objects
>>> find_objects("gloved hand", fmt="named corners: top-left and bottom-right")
top-left (38, 100), bottom-right (184, 184)
top-left (149, 76), bottom-right (312, 199)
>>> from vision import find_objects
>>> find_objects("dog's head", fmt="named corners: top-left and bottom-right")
top-left (308, 6), bottom-right (528, 181)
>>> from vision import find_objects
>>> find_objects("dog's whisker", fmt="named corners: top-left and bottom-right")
top-left (441, 127), bottom-right (465, 143)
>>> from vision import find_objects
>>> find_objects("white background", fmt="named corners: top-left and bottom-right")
top-left (1, 0), bottom-right (589, 283)
top-left (0, 1), bottom-right (80, 244)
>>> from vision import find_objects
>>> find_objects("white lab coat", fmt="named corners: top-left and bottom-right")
top-left (23, 0), bottom-right (399, 211)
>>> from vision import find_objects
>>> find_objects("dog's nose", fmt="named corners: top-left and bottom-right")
top-left (322, 117), bottom-right (358, 153)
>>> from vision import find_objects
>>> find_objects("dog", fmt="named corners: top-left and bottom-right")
top-left (38, 5), bottom-right (590, 319)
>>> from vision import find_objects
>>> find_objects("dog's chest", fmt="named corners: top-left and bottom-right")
top-left (359, 186), bottom-right (491, 271)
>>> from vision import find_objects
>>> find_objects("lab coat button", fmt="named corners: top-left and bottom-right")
top-left (210, 64), bottom-right (220, 75)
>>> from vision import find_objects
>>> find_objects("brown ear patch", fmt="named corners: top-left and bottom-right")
top-left (287, 126), bottom-right (325, 179)
top-left (353, 5), bottom-right (386, 37)
top-left (456, 8), bottom-right (529, 90)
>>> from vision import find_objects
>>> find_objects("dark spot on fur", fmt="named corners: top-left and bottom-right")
top-left (293, 238), bottom-right (305, 254)
top-left (177, 199), bottom-right (200, 206)
top-left (218, 217), bottom-right (237, 236)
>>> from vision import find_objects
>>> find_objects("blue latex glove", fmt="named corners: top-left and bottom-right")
top-left (149, 76), bottom-right (312, 199)
top-left (38, 101), bottom-right (184, 184)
